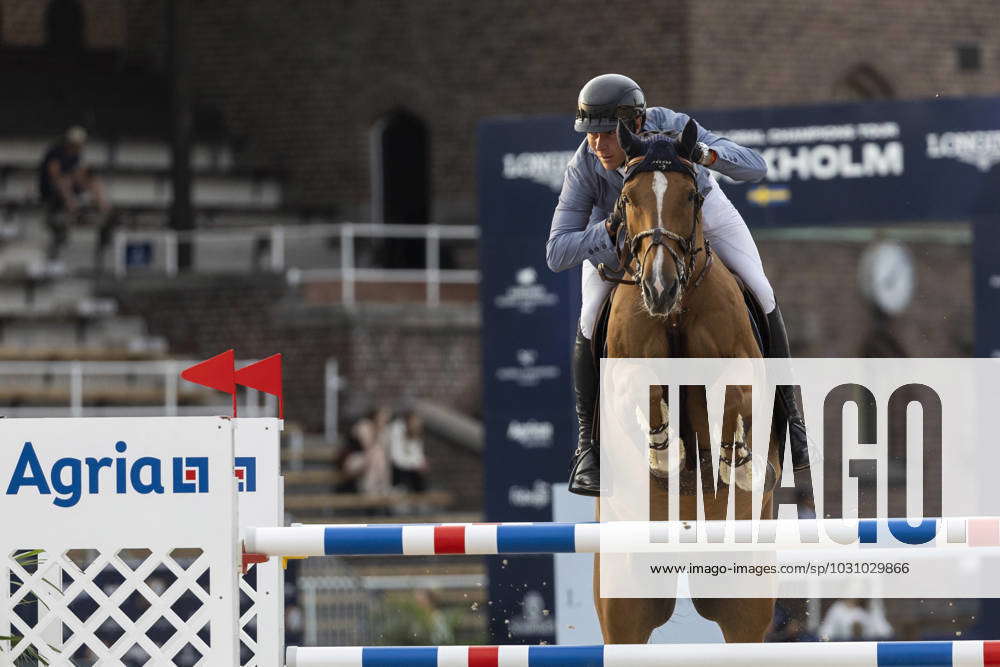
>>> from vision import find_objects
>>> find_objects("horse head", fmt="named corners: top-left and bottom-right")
top-left (616, 118), bottom-right (704, 317)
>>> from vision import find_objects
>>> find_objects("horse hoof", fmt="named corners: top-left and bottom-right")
top-left (719, 453), bottom-right (778, 493)
top-left (649, 439), bottom-right (684, 478)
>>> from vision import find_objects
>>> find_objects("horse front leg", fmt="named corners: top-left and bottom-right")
top-left (647, 384), bottom-right (686, 480)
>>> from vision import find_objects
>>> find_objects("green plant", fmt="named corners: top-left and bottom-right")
top-left (376, 592), bottom-right (461, 646)
top-left (2, 550), bottom-right (52, 666)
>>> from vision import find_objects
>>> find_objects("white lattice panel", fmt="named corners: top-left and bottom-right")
top-left (0, 418), bottom-right (240, 666)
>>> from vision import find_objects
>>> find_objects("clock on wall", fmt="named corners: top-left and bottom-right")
top-left (858, 241), bottom-right (916, 316)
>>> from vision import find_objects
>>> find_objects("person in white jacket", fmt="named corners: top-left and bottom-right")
top-left (389, 411), bottom-right (429, 493)
top-left (819, 599), bottom-right (894, 641)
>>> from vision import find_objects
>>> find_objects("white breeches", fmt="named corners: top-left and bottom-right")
top-left (579, 185), bottom-right (775, 339)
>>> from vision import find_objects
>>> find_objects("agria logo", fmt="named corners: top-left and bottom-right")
top-left (234, 456), bottom-right (256, 492)
top-left (5, 441), bottom-right (211, 508)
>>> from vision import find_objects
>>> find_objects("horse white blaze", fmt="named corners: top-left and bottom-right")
top-left (651, 172), bottom-right (669, 295)
top-left (653, 247), bottom-right (665, 294)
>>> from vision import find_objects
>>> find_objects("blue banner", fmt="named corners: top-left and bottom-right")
top-left (693, 96), bottom-right (1000, 227)
top-left (478, 115), bottom-right (582, 644)
top-left (972, 164), bottom-right (1000, 358)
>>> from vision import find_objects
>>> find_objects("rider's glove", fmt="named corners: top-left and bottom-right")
top-left (605, 196), bottom-right (626, 242)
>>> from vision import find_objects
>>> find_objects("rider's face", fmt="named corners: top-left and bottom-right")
top-left (587, 118), bottom-right (642, 171)
top-left (587, 130), bottom-right (626, 171)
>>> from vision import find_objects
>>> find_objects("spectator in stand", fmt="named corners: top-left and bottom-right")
top-left (284, 604), bottom-right (304, 646)
top-left (333, 426), bottom-right (366, 494)
top-left (352, 406), bottom-right (393, 499)
top-left (819, 598), bottom-right (893, 641)
top-left (38, 126), bottom-right (111, 267)
top-left (390, 410), bottom-right (429, 494)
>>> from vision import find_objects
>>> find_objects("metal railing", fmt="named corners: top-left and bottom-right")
top-left (0, 359), bottom-right (274, 418)
top-left (112, 222), bottom-right (480, 306)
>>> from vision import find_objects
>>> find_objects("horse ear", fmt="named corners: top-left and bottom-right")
top-left (680, 118), bottom-right (698, 159)
top-left (617, 118), bottom-right (642, 158)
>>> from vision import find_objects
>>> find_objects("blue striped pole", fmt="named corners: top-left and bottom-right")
top-left (285, 640), bottom-right (1000, 666)
top-left (245, 517), bottom-right (1000, 557)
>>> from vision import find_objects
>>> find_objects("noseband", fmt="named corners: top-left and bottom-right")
top-left (599, 155), bottom-right (714, 297)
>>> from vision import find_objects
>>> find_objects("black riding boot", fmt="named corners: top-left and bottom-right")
top-left (568, 327), bottom-right (601, 496)
top-left (767, 305), bottom-right (811, 471)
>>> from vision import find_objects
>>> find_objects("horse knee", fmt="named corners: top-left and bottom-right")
top-left (598, 597), bottom-right (675, 644)
top-left (692, 597), bottom-right (774, 643)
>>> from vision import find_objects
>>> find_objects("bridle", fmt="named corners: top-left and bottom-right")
top-left (598, 153), bottom-right (714, 298)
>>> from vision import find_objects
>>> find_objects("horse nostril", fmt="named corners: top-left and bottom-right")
top-left (666, 281), bottom-right (678, 300)
top-left (642, 281), bottom-right (660, 305)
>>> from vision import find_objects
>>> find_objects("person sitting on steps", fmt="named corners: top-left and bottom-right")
top-left (38, 125), bottom-right (111, 270)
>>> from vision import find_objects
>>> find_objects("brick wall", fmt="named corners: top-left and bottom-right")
top-left (105, 275), bottom-right (484, 508)
top-left (5, 1), bottom-right (999, 214)
top-left (122, 0), bottom-right (164, 69)
top-left (160, 0), bottom-right (692, 217)
top-left (687, 0), bottom-right (1000, 109)
top-left (759, 239), bottom-right (972, 357)
top-left (144, 0), bottom-right (1000, 216)
top-left (103, 275), bottom-right (483, 430)
top-left (1, 0), bottom-right (46, 45)
top-left (1, 0), bottom-right (126, 50)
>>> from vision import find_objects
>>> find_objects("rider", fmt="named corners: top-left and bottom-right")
top-left (548, 73), bottom-right (809, 496)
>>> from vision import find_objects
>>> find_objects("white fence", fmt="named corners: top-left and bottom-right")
top-left (112, 222), bottom-right (480, 306)
top-left (0, 359), bottom-right (275, 418)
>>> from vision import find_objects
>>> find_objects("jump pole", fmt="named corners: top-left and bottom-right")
top-left (244, 517), bottom-right (1000, 558)
top-left (285, 640), bottom-right (1000, 667)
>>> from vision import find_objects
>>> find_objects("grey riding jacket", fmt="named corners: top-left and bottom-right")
top-left (546, 106), bottom-right (767, 273)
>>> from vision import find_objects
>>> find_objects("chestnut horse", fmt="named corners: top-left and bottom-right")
top-left (593, 119), bottom-right (778, 643)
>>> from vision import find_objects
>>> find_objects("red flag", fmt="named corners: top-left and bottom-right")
top-left (235, 353), bottom-right (284, 419)
top-left (181, 349), bottom-right (237, 417)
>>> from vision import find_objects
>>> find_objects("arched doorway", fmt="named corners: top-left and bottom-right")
top-left (45, 0), bottom-right (84, 54)
top-left (832, 64), bottom-right (894, 101)
top-left (370, 109), bottom-right (430, 268)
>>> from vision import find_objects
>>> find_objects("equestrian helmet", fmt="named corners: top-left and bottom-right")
top-left (574, 74), bottom-right (646, 133)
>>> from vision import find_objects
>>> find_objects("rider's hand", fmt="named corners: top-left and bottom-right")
top-left (606, 196), bottom-right (626, 242)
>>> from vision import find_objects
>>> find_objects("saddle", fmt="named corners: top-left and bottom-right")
top-left (589, 276), bottom-right (771, 450)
